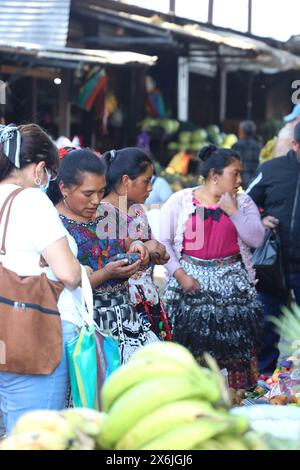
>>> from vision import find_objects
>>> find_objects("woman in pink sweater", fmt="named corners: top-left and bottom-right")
top-left (159, 145), bottom-right (265, 389)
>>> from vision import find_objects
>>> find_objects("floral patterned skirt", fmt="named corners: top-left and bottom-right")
top-left (163, 254), bottom-right (263, 389)
top-left (129, 266), bottom-right (172, 341)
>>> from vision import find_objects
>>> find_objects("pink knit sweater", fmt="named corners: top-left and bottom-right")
top-left (157, 187), bottom-right (265, 284)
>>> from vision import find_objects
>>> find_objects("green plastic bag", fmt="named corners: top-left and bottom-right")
top-left (66, 324), bottom-right (98, 409)
top-left (66, 266), bottom-right (99, 409)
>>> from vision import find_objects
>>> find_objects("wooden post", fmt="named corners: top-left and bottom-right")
top-left (169, 0), bottom-right (176, 14)
top-left (178, 57), bottom-right (189, 122)
top-left (219, 66), bottom-right (227, 123)
top-left (248, 0), bottom-right (252, 34)
top-left (32, 78), bottom-right (37, 123)
top-left (208, 0), bottom-right (214, 23)
top-left (58, 69), bottom-right (71, 137)
top-left (0, 80), bottom-right (6, 124)
top-left (246, 72), bottom-right (254, 119)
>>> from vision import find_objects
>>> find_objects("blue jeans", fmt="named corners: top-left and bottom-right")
top-left (258, 272), bottom-right (300, 375)
top-left (0, 320), bottom-right (78, 435)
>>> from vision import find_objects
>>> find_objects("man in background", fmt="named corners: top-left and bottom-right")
top-left (247, 122), bottom-right (300, 375)
top-left (232, 120), bottom-right (261, 189)
top-left (273, 103), bottom-right (300, 158)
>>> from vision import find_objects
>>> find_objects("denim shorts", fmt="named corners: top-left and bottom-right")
top-left (0, 320), bottom-right (78, 435)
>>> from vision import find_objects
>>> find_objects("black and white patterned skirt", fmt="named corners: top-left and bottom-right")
top-left (163, 254), bottom-right (263, 388)
top-left (93, 286), bottom-right (158, 364)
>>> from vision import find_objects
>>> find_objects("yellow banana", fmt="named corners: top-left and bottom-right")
top-left (12, 410), bottom-right (76, 440)
top-left (99, 374), bottom-right (219, 449)
top-left (0, 430), bottom-right (72, 450)
top-left (141, 418), bottom-right (233, 450)
top-left (116, 399), bottom-right (221, 450)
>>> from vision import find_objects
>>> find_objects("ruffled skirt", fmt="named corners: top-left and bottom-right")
top-left (163, 255), bottom-right (263, 389)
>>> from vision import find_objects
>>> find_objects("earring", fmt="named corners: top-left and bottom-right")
top-left (63, 195), bottom-right (70, 210)
top-left (214, 180), bottom-right (218, 185)
top-left (34, 177), bottom-right (41, 186)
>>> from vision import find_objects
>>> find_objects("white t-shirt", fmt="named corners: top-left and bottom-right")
top-left (0, 184), bottom-right (83, 327)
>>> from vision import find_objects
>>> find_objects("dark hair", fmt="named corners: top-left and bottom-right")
top-left (198, 145), bottom-right (240, 179)
top-left (48, 147), bottom-right (106, 204)
top-left (0, 123), bottom-right (58, 182)
top-left (102, 147), bottom-right (153, 196)
top-left (240, 120), bottom-right (256, 138)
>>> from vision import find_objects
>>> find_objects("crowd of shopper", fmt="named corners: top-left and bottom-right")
top-left (1, 113), bottom-right (300, 436)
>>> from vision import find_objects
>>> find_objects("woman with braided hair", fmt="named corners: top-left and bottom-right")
top-left (49, 147), bottom-right (159, 365)
top-left (101, 147), bottom-right (172, 342)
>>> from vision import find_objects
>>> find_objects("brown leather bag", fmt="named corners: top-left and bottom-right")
top-left (0, 188), bottom-right (64, 375)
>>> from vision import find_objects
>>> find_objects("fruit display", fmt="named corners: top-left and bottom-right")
top-left (1, 342), bottom-right (299, 450)
top-left (259, 138), bottom-right (277, 162)
top-left (0, 408), bottom-right (106, 450)
top-left (159, 165), bottom-right (204, 192)
top-left (141, 117), bottom-right (237, 153)
top-left (141, 117), bottom-right (180, 136)
top-left (166, 125), bottom-right (238, 154)
top-left (90, 343), bottom-right (264, 451)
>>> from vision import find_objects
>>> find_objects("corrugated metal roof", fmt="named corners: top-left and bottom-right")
top-left (0, 0), bottom-right (71, 47)
top-left (75, 0), bottom-right (300, 73)
top-left (0, 41), bottom-right (157, 66)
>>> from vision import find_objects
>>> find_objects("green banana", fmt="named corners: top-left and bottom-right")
top-left (61, 408), bottom-right (107, 439)
top-left (129, 343), bottom-right (215, 381)
top-left (128, 342), bottom-right (199, 370)
top-left (214, 435), bottom-right (249, 450)
top-left (192, 439), bottom-right (224, 451)
top-left (116, 399), bottom-right (221, 450)
top-left (141, 418), bottom-right (234, 450)
top-left (225, 415), bottom-right (249, 435)
top-left (242, 431), bottom-right (269, 450)
top-left (203, 353), bottom-right (231, 407)
top-left (102, 352), bottom-right (214, 413)
top-left (99, 374), bottom-right (220, 449)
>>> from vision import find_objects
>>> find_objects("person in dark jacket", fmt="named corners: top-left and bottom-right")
top-left (233, 120), bottom-right (261, 189)
top-left (246, 121), bottom-right (300, 375)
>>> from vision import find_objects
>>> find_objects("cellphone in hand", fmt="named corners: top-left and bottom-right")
top-left (109, 253), bottom-right (141, 265)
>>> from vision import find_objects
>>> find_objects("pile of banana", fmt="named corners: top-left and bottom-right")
top-left (0, 342), bottom-right (274, 450)
top-left (98, 342), bottom-right (262, 450)
top-left (0, 408), bottom-right (107, 450)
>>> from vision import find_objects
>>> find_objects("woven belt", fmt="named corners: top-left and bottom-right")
top-left (95, 281), bottom-right (129, 295)
top-left (181, 253), bottom-right (241, 268)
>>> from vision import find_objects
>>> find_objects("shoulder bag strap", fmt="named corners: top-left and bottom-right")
top-left (0, 187), bottom-right (25, 255)
top-left (0, 187), bottom-right (49, 268)
top-left (80, 264), bottom-right (94, 327)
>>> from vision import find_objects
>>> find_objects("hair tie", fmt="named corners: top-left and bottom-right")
top-left (110, 149), bottom-right (117, 162)
top-left (59, 146), bottom-right (77, 159)
top-left (0, 123), bottom-right (21, 168)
